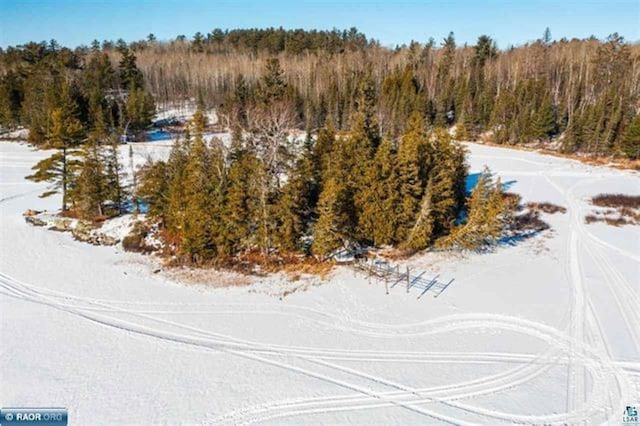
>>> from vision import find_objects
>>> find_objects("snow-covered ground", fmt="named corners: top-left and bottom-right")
top-left (1, 140), bottom-right (639, 425)
top-left (155, 101), bottom-right (219, 126)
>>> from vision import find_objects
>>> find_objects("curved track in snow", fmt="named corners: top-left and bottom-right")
top-left (1, 141), bottom-right (638, 424)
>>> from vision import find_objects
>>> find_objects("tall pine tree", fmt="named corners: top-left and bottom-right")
top-left (358, 138), bottom-right (399, 246)
top-left (396, 112), bottom-right (430, 242)
top-left (27, 83), bottom-right (84, 211)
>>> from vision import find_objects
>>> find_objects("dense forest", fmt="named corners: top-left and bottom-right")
top-left (135, 70), bottom-right (513, 263)
top-left (1, 27), bottom-right (639, 157)
top-left (0, 27), bottom-right (638, 264)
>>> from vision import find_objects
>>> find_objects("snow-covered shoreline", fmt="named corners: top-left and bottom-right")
top-left (1, 139), bottom-right (639, 424)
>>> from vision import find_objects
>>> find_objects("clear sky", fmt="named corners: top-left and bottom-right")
top-left (1, 0), bottom-right (638, 49)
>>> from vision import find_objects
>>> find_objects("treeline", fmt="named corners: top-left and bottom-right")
top-left (1, 28), bottom-right (639, 158)
top-left (15, 43), bottom-right (155, 218)
top-left (132, 30), bottom-right (637, 159)
top-left (5, 38), bottom-right (515, 263)
top-left (0, 41), bottom-right (155, 145)
top-left (135, 63), bottom-right (509, 264)
top-left (175, 27), bottom-right (372, 55)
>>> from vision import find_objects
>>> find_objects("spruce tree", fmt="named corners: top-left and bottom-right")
top-left (429, 131), bottom-right (467, 236)
top-left (27, 83), bottom-right (84, 211)
top-left (165, 130), bottom-right (191, 233)
top-left (118, 48), bottom-right (144, 90)
top-left (180, 130), bottom-right (213, 262)
top-left (313, 120), bottom-right (336, 185)
top-left (620, 113), bottom-right (640, 160)
top-left (274, 146), bottom-right (316, 252)
top-left (353, 69), bottom-right (380, 149)
top-left (531, 95), bottom-right (555, 141)
top-left (0, 71), bottom-right (22, 129)
top-left (125, 87), bottom-right (155, 135)
top-left (436, 167), bottom-right (507, 251)
top-left (259, 58), bottom-right (286, 104)
top-left (358, 138), bottom-right (399, 246)
top-left (75, 126), bottom-right (108, 219)
top-left (404, 176), bottom-right (435, 250)
top-left (103, 135), bottom-right (127, 214)
top-left (435, 32), bottom-right (456, 127)
top-left (326, 134), bottom-right (359, 241)
top-left (312, 176), bottom-right (351, 256)
top-left (396, 112), bottom-right (429, 242)
top-left (192, 103), bottom-right (207, 130)
top-left (224, 147), bottom-right (261, 252)
top-left (83, 51), bottom-right (115, 127)
top-left (562, 115), bottom-right (583, 153)
top-left (349, 79), bottom-right (382, 239)
top-left (207, 137), bottom-right (228, 256)
top-left (128, 144), bottom-right (139, 213)
top-left (137, 160), bottom-right (170, 222)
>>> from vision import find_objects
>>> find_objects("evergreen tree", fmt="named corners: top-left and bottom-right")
top-left (259, 58), bottom-right (286, 104)
top-left (436, 167), bottom-right (507, 250)
top-left (27, 84), bottom-right (84, 211)
top-left (429, 131), bottom-right (467, 236)
top-left (313, 120), bottom-right (336, 185)
top-left (329, 130), bottom-right (361, 241)
top-left (118, 48), bottom-right (144, 90)
top-left (562, 115), bottom-right (583, 153)
top-left (353, 69), bottom-right (380, 148)
top-left (0, 71), bottom-right (22, 129)
top-left (274, 144), bottom-right (316, 251)
top-left (380, 66), bottom-right (424, 137)
top-left (357, 138), bottom-right (399, 245)
top-left (128, 144), bottom-right (139, 213)
top-left (396, 112), bottom-right (430, 242)
top-left (192, 32), bottom-right (205, 53)
top-left (137, 160), bottom-right (170, 222)
top-left (103, 134), bottom-right (127, 214)
top-left (224, 147), bottom-right (261, 252)
top-left (619, 113), bottom-right (640, 160)
top-left (165, 131), bottom-right (191, 233)
top-left (349, 78), bottom-right (382, 238)
top-left (83, 51), bottom-right (115, 126)
top-left (75, 124), bottom-right (108, 218)
top-left (404, 175), bottom-right (435, 250)
top-left (542, 27), bottom-right (552, 46)
top-left (207, 137), bottom-right (228, 256)
top-left (193, 101), bottom-right (207, 130)
top-left (454, 110), bottom-right (473, 141)
top-left (125, 87), bottom-right (155, 135)
top-left (531, 95), bottom-right (556, 141)
top-left (435, 32), bottom-right (456, 127)
top-left (312, 176), bottom-right (351, 256)
top-left (180, 130), bottom-right (213, 262)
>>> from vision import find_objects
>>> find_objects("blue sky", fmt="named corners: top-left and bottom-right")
top-left (1, 0), bottom-right (638, 48)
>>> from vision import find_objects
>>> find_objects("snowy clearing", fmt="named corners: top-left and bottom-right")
top-left (1, 140), bottom-right (639, 424)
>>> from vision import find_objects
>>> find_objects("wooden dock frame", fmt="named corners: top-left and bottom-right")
top-left (353, 257), bottom-right (454, 299)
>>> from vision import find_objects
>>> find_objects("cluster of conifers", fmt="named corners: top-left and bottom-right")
top-left (137, 102), bottom-right (509, 264)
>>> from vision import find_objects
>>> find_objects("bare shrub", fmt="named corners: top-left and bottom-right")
top-left (604, 217), bottom-right (629, 226)
top-left (591, 194), bottom-right (640, 209)
top-left (229, 249), bottom-right (333, 278)
top-left (620, 207), bottom-right (640, 221)
top-left (585, 214), bottom-right (599, 224)
top-left (526, 202), bottom-right (567, 214)
top-left (122, 222), bottom-right (156, 253)
top-left (587, 193), bottom-right (640, 226)
top-left (512, 211), bottom-right (550, 233)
